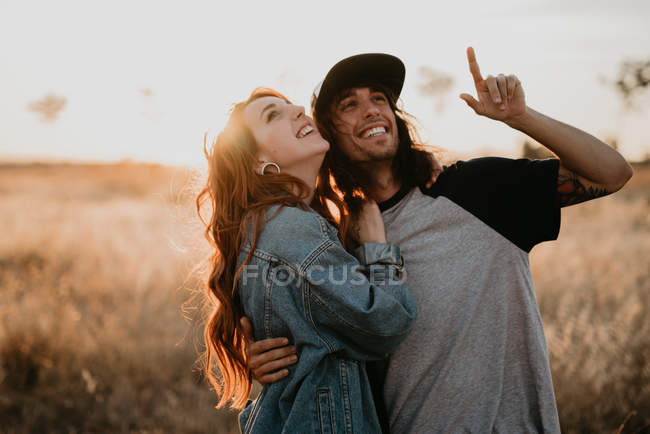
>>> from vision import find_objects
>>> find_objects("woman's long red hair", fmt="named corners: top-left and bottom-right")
top-left (196, 88), bottom-right (350, 409)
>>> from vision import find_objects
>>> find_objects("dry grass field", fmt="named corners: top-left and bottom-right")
top-left (0, 161), bottom-right (648, 433)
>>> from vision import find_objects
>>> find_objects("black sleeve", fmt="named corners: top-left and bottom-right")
top-left (421, 157), bottom-right (561, 253)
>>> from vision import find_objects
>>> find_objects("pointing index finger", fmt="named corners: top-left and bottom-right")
top-left (466, 46), bottom-right (483, 84)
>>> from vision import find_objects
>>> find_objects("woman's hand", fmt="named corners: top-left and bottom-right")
top-left (240, 317), bottom-right (297, 384)
top-left (459, 46), bottom-right (527, 123)
top-left (353, 200), bottom-right (387, 244)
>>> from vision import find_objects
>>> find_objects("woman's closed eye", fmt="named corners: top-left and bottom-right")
top-left (266, 110), bottom-right (280, 122)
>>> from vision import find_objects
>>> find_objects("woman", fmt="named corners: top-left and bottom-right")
top-left (196, 88), bottom-right (417, 433)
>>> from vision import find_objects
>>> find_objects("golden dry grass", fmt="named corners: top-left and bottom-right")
top-left (0, 162), bottom-right (238, 433)
top-left (0, 161), bottom-right (648, 433)
top-left (531, 164), bottom-right (650, 433)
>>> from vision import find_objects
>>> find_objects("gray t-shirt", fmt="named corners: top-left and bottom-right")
top-left (371, 157), bottom-right (562, 433)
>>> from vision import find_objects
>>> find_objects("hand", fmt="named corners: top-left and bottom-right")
top-left (240, 317), bottom-right (297, 384)
top-left (459, 46), bottom-right (527, 123)
top-left (353, 200), bottom-right (387, 244)
top-left (424, 153), bottom-right (443, 188)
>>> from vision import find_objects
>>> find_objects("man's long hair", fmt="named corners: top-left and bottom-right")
top-left (314, 83), bottom-right (437, 246)
top-left (196, 88), bottom-right (350, 409)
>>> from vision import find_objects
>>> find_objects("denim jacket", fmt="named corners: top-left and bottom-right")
top-left (237, 204), bottom-right (417, 434)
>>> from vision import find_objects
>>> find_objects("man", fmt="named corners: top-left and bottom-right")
top-left (242, 48), bottom-right (633, 432)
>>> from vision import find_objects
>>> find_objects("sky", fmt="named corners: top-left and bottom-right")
top-left (1, 0), bottom-right (649, 166)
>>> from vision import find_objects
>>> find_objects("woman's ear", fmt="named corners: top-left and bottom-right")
top-left (255, 157), bottom-right (267, 174)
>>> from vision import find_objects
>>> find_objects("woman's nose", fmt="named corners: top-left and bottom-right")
top-left (292, 105), bottom-right (305, 120)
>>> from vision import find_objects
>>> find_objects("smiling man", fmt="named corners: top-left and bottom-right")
top-left (328, 87), bottom-right (398, 159)
top-left (242, 49), bottom-right (633, 433)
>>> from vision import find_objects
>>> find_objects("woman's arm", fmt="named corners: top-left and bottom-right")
top-left (242, 202), bottom-right (415, 382)
top-left (303, 239), bottom-right (416, 360)
top-left (241, 245), bottom-right (414, 384)
top-left (300, 201), bottom-right (415, 359)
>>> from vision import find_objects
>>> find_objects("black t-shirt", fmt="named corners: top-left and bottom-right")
top-left (380, 156), bottom-right (561, 252)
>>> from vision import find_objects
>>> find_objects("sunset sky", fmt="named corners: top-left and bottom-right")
top-left (1, 0), bottom-right (649, 166)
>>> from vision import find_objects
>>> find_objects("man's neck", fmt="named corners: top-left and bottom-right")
top-left (359, 160), bottom-right (402, 203)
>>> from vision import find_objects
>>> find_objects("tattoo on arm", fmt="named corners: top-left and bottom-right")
top-left (556, 170), bottom-right (610, 207)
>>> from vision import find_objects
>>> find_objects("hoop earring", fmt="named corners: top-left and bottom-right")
top-left (260, 162), bottom-right (281, 175)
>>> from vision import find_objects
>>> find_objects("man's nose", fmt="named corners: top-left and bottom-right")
top-left (362, 101), bottom-right (380, 119)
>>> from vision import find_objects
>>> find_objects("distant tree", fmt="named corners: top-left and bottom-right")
top-left (521, 140), bottom-right (554, 160)
top-left (596, 57), bottom-right (649, 161)
top-left (418, 66), bottom-right (454, 114)
top-left (610, 58), bottom-right (650, 110)
top-left (28, 94), bottom-right (67, 121)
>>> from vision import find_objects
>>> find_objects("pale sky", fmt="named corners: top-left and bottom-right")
top-left (1, 0), bottom-right (649, 166)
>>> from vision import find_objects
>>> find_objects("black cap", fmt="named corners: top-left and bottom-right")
top-left (311, 53), bottom-right (405, 117)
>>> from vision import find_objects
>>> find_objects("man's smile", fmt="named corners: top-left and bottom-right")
top-left (357, 122), bottom-right (390, 139)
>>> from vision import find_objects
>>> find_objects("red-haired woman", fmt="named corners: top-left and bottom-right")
top-left (196, 88), bottom-right (416, 433)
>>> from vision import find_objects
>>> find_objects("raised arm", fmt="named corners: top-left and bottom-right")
top-left (459, 46), bottom-right (633, 207)
top-left (504, 108), bottom-right (633, 206)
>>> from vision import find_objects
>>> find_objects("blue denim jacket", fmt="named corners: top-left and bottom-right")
top-left (237, 204), bottom-right (416, 434)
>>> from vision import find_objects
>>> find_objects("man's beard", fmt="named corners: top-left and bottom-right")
top-left (355, 139), bottom-right (399, 163)
top-left (365, 148), bottom-right (397, 162)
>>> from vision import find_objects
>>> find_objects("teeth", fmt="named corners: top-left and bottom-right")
top-left (297, 125), bottom-right (314, 138)
top-left (362, 126), bottom-right (386, 138)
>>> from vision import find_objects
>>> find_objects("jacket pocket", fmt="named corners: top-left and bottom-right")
top-left (316, 388), bottom-right (335, 434)
top-left (242, 386), bottom-right (268, 434)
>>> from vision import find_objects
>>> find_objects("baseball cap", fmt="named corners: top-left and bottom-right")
top-left (311, 53), bottom-right (405, 117)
